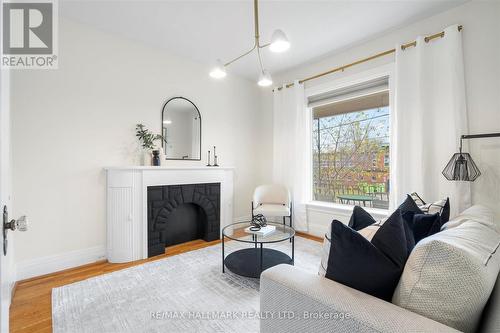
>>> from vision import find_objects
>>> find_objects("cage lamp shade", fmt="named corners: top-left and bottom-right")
top-left (442, 151), bottom-right (481, 181)
top-left (442, 132), bottom-right (500, 182)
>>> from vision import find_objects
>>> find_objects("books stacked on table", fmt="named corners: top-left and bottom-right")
top-left (244, 225), bottom-right (276, 237)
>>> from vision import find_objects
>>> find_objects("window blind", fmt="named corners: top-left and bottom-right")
top-left (309, 76), bottom-right (389, 119)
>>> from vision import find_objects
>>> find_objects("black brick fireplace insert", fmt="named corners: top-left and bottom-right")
top-left (147, 183), bottom-right (221, 257)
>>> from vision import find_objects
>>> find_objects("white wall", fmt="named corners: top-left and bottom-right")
top-left (10, 18), bottom-right (268, 274)
top-left (270, 1), bottom-right (500, 236)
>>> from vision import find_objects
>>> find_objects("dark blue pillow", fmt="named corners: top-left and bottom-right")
top-left (443, 199), bottom-right (450, 223)
top-left (348, 206), bottom-right (376, 231)
top-left (398, 194), bottom-right (424, 223)
top-left (412, 213), bottom-right (442, 243)
top-left (349, 205), bottom-right (415, 255)
top-left (398, 194), bottom-right (444, 242)
top-left (325, 209), bottom-right (413, 301)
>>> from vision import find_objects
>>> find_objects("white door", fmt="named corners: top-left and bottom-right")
top-left (0, 63), bottom-right (13, 332)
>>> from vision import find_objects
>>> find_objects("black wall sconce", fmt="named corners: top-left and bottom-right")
top-left (442, 132), bottom-right (500, 182)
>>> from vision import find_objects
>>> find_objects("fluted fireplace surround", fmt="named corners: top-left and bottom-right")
top-left (105, 167), bottom-right (234, 263)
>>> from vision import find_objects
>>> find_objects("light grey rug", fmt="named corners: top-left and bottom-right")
top-left (52, 237), bottom-right (321, 333)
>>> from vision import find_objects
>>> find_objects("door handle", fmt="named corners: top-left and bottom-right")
top-left (3, 205), bottom-right (28, 255)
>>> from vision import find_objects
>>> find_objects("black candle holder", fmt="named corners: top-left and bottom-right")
top-left (206, 150), bottom-right (212, 167)
top-left (213, 146), bottom-right (219, 167)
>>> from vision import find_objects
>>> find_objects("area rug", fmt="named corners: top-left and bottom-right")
top-left (52, 237), bottom-right (322, 333)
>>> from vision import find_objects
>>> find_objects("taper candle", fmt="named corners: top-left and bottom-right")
top-left (206, 150), bottom-right (211, 166)
top-left (213, 146), bottom-right (219, 166)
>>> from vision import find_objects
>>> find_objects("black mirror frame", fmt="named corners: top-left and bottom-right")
top-left (161, 96), bottom-right (202, 161)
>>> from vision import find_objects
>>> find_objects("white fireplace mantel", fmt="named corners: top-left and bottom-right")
top-left (105, 166), bottom-right (234, 263)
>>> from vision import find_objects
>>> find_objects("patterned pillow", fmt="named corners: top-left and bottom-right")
top-left (410, 192), bottom-right (426, 206)
top-left (410, 192), bottom-right (450, 223)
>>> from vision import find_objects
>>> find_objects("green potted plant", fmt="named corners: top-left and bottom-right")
top-left (135, 124), bottom-right (165, 166)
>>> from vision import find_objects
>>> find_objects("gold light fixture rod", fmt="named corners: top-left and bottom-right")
top-left (222, 0), bottom-right (266, 72)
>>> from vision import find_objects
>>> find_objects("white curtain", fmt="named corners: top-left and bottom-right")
top-left (273, 80), bottom-right (311, 231)
top-left (392, 24), bottom-right (470, 217)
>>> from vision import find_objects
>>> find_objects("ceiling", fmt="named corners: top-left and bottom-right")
top-left (60, 0), bottom-right (466, 81)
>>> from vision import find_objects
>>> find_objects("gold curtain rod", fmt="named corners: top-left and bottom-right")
top-left (275, 25), bottom-right (463, 91)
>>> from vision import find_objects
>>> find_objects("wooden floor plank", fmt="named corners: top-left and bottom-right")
top-left (10, 235), bottom-right (319, 332)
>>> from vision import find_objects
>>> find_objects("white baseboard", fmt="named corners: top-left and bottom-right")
top-left (15, 217), bottom-right (253, 281)
top-left (16, 246), bottom-right (106, 281)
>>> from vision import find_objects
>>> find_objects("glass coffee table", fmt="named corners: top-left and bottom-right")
top-left (222, 222), bottom-right (295, 278)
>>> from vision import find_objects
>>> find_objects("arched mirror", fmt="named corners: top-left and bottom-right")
top-left (161, 97), bottom-right (201, 160)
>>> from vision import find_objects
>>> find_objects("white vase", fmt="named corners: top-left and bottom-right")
top-left (159, 149), bottom-right (167, 166)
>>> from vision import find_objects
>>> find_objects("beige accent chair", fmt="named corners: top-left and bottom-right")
top-left (252, 184), bottom-right (292, 227)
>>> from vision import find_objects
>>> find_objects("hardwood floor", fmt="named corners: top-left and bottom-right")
top-left (296, 231), bottom-right (324, 243)
top-left (10, 239), bottom-right (220, 332)
top-left (10, 234), bottom-right (321, 332)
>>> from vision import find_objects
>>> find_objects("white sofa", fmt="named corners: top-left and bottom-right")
top-left (260, 205), bottom-right (500, 333)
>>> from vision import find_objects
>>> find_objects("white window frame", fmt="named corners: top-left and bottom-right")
top-left (305, 63), bottom-right (395, 214)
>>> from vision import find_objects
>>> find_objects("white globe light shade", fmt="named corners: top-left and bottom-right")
top-left (269, 29), bottom-right (290, 53)
top-left (257, 71), bottom-right (273, 87)
top-left (209, 59), bottom-right (227, 79)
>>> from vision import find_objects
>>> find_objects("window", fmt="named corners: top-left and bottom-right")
top-left (310, 77), bottom-right (390, 208)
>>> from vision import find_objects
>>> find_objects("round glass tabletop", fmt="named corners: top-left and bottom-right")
top-left (222, 221), bottom-right (295, 244)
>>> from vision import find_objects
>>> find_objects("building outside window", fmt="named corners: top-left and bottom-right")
top-left (310, 77), bottom-right (390, 209)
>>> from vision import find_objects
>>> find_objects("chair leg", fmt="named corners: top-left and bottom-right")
top-left (282, 216), bottom-right (285, 226)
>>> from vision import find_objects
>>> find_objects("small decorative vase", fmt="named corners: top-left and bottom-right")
top-left (142, 151), bottom-right (152, 166)
top-left (159, 149), bottom-right (166, 166)
top-left (152, 150), bottom-right (160, 166)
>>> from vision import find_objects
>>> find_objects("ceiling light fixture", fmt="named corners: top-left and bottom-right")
top-left (258, 70), bottom-right (273, 87)
top-left (209, 59), bottom-right (227, 79)
top-left (269, 29), bottom-right (290, 53)
top-left (209, 0), bottom-right (290, 87)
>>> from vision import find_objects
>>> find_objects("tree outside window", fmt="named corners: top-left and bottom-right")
top-left (312, 106), bottom-right (390, 208)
